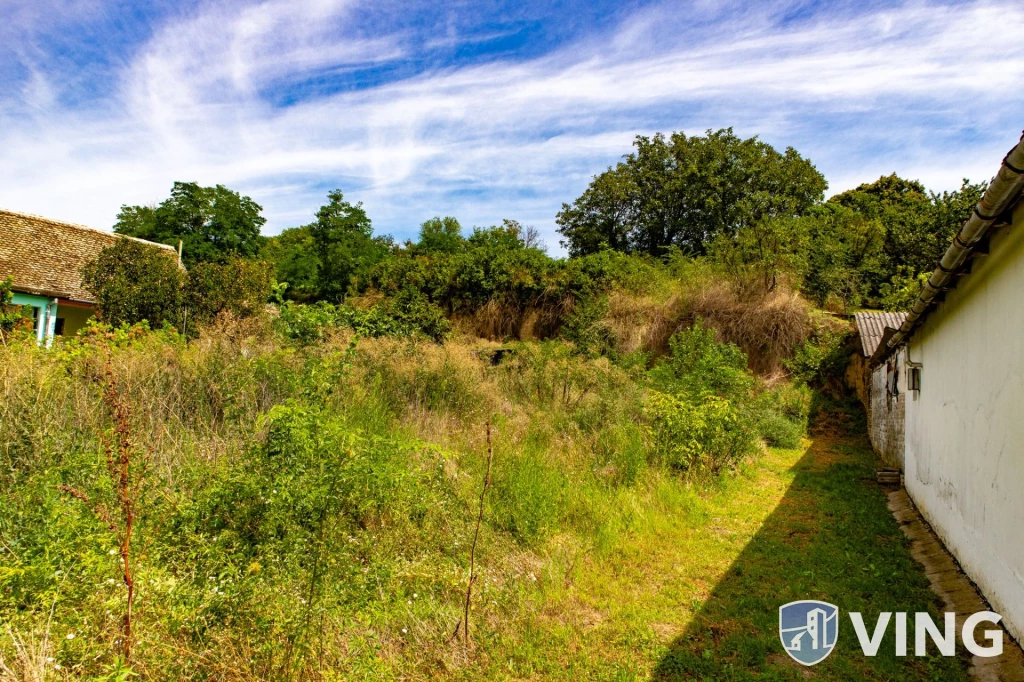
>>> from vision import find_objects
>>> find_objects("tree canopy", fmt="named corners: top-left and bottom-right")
top-left (828, 174), bottom-right (985, 280)
top-left (114, 182), bottom-right (266, 266)
top-left (308, 190), bottom-right (391, 303)
top-left (556, 129), bottom-right (827, 257)
top-left (261, 225), bottom-right (319, 302)
top-left (80, 239), bottom-right (186, 328)
top-left (415, 216), bottom-right (464, 254)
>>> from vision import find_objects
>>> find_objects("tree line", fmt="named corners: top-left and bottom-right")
top-left (91, 128), bottom-right (984, 335)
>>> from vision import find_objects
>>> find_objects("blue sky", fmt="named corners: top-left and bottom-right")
top-left (1, 0), bottom-right (1022, 251)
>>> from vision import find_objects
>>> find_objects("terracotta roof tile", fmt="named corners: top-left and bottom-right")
top-left (0, 209), bottom-right (177, 303)
top-left (853, 311), bottom-right (908, 357)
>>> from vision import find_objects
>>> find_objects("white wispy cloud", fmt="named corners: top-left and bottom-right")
top-left (1, 0), bottom-right (1022, 250)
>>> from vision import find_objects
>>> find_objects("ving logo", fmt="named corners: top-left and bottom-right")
top-left (779, 600), bottom-right (839, 666)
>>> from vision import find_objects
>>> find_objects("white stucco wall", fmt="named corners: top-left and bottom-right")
top-left (903, 203), bottom-right (1024, 643)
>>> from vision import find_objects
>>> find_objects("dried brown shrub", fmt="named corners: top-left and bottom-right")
top-left (605, 291), bottom-right (687, 357)
top-left (686, 281), bottom-right (812, 375)
top-left (605, 275), bottom-right (812, 375)
top-left (456, 296), bottom-right (570, 342)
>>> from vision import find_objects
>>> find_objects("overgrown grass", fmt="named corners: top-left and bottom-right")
top-left (1, 312), bottom-right (938, 681)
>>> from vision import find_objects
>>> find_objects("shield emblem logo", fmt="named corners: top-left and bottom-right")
top-left (779, 600), bottom-right (839, 666)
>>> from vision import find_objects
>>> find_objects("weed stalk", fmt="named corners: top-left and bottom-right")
top-left (460, 418), bottom-right (494, 647)
top-left (58, 356), bottom-right (147, 664)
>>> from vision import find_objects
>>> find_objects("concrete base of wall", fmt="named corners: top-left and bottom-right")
top-left (887, 489), bottom-right (1024, 681)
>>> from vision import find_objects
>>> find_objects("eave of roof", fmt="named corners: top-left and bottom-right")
top-left (0, 209), bottom-right (179, 304)
top-left (874, 132), bottom-right (1024, 365)
top-left (853, 311), bottom-right (908, 357)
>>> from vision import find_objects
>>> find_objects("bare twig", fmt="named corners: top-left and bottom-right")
top-left (460, 418), bottom-right (494, 647)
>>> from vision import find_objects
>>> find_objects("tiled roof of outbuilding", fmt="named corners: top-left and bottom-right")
top-left (853, 311), bottom-right (908, 357)
top-left (0, 209), bottom-right (177, 303)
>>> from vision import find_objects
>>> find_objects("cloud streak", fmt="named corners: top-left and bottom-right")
top-left (1, 0), bottom-right (1022, 250)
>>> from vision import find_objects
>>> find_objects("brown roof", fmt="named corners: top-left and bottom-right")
top-left (0, 209), bottom-right (178, 303)
top-left (853, 311), bottom-right (908, 357)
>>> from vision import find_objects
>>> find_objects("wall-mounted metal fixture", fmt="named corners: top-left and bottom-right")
top-left (907, 366), bottom-right (922, 393)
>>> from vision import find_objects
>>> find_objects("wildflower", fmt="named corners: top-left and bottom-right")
top-left (66, 633), bottom-right (75, 640)
top-left (402, 628), bottom-right (407, 633)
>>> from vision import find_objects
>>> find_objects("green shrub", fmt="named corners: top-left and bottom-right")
top-left (644, 390), bottom-right (755, 474)
top-left (649, 322), bottom-right (754, 400)
top-left (184, 257), bottom-right (274, 328)
top-left (755, 410), bottom-right (804, 448)
top-left (342, 291), bottom-right (450, 342)
top-left (276, 301), bottom-right (340, 343)
top-left (277, 295), bottom-right (451, 344)
top-left (785, 325), bottom-right (850, 386)
top-left (81, 239), bottom-right (186, 328)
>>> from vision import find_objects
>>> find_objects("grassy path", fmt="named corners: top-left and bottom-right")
top-left (468, 409), bottom-right (971, 680)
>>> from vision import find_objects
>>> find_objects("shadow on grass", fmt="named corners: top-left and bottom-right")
top-left (651, 399), bottom-right (971, 681)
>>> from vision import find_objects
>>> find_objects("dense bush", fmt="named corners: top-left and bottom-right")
top-left (82, 240), bottom-right (274, 334)
top-left (184, 257), bottom-right (274, 328)
top-left (753, 383), bottom-right (812, 448)
top-left (649, 321), bottom-right (754, 399)
top-left (644, 390), bottom-right (752, 473)
top-left (785, 323), bottom-right (851, 388)
top-left (0, 276), bottom-right (32, 343)
top-left (276, 294), bottom-right (451, 344)
top-left (646, 323), bottom-right (811, 465)
top-left (81, 239), bottom-right (186, 328)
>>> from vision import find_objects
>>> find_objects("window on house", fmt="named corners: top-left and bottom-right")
top-left (54, 318), bottom-right (65, 336)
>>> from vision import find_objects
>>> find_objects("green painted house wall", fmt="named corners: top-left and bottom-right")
top-left (10, 292), bottom-right (95, 343)
top-left (11, 292), bottom-right (56, 343)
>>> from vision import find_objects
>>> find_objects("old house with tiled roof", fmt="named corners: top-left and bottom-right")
top-left (872, 133), bottom-right (1024, 645)
top-left (0, 209), bottom-right (179, 343)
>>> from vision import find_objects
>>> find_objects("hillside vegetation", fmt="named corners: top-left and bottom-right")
top-left (0, 129), bottom-right (981, 680)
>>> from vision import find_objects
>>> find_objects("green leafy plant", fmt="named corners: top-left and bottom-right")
top-left (644, 390), bottom-right (752, 474)
top-left (785, 325), bottom-right (850, 387)
top-left (0, 276), bottom-right (32, 345)
top-left (184, 257), bottom-right (274, 330)
top-left (81, 239), bottom-right (185, 328)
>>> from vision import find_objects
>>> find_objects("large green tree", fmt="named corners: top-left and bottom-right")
top-left (415, 216), bottom-right (464, 254)
top-left (114, 182), bottom-right (266, 266)
top-left (309, 190), bottom-right (390, 302)
top-left (261, 225), bottom-right (319, 302)
top-left (556, 129), bottom-right (827, 257)
top-left (828, 175), bottom-right (986, 301)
